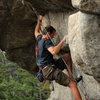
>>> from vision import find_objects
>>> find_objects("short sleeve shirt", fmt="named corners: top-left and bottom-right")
top-left (36, 34), bottom-right (54, 66)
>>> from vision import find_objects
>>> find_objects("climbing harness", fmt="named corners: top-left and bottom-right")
top-left (30, 4), bottom-right (89, 100)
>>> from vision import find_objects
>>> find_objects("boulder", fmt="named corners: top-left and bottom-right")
top-left (68, 11), bottom-right (100, 82)
top-left (26, 0), bottom-right (74, 12)
top-left (71, 0), bottom-right (100, 14)
top-left (0, 0), bottom-right (38, 73)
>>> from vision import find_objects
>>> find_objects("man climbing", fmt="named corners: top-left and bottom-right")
top-left (34, 15), bottom-right (82, 100)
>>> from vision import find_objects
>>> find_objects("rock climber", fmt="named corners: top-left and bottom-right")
top-left (34, 15), bottom-right (82, 100)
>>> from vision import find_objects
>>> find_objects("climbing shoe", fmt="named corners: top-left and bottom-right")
top-left (75, 76), bottom-right (83, 83)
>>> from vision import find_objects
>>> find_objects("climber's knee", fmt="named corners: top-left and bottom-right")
top-left (68, 79), bottom-right (77, 88)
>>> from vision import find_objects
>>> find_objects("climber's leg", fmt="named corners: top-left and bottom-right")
top-left (63, 54), bottom-right (82, 100)
top-left (68, 79), bottom-right (82, 100)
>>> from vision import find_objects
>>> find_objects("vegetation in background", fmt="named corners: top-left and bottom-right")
top-left (0, 50), bottom-right (50, 100)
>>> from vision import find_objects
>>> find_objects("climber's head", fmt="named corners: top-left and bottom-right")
top-left (42, 25), bottom-right (56, 38)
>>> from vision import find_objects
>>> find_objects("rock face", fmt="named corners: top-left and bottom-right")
top-left (0, 0), bottom-right (100, 100)
top-left (71, 0), bottom-right (100, 14)
top-left (68, 11), bottom-right (100, 100)
top-left (26, 0), bottom-right (73, 12)
top-left (0, 0), bottom-right (38, 73)
top-left (68, 11), bottom-right (100, 82)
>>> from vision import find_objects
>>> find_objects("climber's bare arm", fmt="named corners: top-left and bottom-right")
top-left (48, 37), bottom-right (66, 55)
top-left (34, 15), bottom-right (42, 37)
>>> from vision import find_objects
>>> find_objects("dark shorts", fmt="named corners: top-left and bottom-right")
top-left (42, 64), bottom-right (70, 86)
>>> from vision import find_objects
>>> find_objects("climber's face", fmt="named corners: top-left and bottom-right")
top-left (49, 31), bottom-right (56, 38)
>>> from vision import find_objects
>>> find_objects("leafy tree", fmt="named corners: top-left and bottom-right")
top-left (0, 50), bottom-right (50, 100)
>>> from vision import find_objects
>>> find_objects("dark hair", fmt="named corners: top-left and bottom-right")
top-left (42, 25), bottom-right (56, 35)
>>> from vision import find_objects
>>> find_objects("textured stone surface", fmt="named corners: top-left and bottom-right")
top-left (0, 0), bottom-right (37, 73)
top-left (26, 0), bottom-right (74, 13)
top-left (68, 11), bottom-right (100, 82)
top-left (81, 73), bottom-right (100, 100)
top-left (71, 0), bottom-right (100, 14)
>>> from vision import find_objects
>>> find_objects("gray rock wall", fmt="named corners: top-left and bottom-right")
top-left (71, 0), bottom-right (100, 14)
top-left (0, 0), bottom-right (37, 73)
top-left (68, 11), bottom-right (100, 82)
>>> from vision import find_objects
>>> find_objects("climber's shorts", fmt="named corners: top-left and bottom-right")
top-left (42, 64), bottom-right (70, 86)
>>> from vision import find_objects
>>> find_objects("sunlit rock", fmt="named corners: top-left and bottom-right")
top-left (71, 0), bottom-right (100, 14)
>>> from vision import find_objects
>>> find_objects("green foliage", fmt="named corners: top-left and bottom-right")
top-left (0, 50), bottom-right (50, 100)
